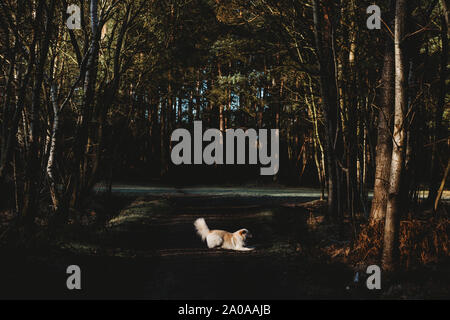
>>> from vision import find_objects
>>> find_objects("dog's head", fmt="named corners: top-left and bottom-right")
top-left (238, 229), bottom-right (252, 242)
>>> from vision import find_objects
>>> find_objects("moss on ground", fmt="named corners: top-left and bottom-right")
top-left (107, 198), bottom-right (172, 229)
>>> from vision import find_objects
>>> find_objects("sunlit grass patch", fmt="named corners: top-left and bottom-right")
top-left (107, 198), bottom-right (172, 227)
top-left (59, 242), bottom-right (102, 255)
top-left (58, 240), bottom-right (155, 259)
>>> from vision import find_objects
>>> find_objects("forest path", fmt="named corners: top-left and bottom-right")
top-left (1, 193), bottom-right (362, 299)
top-left (89, 194), bottom-right (357, 299)
top-left (94, 184), bottom-right (450, 200)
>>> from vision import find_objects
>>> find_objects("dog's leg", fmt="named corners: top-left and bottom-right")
top-left (206, 233), bottom-right (223, 248)
top-left (235, 246), bottom-right (254, 251)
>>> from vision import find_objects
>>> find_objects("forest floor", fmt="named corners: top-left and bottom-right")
top-left (0, 190), bottom-right (449, 299)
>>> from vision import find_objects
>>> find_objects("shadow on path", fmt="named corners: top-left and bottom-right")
top-left (0, 194), bottom-right (357, 299)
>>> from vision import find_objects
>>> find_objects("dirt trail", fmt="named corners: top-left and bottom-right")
top-left (0, 194), bottom-right (358, 299)
top-left (2, 193), bottom-right (449, 299)
top-left (91, 195), bottom-right (356, 299)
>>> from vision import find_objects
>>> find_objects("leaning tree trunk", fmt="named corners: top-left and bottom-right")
top-left (47, 83), bottom-right (60, 211)
top-left (382, 0), bottom-right (407, 272)
top-left (434, 160), bottom-right (450, 211)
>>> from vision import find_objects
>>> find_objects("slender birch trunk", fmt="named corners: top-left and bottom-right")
top-left (382, 0), bottom-right (407, 272)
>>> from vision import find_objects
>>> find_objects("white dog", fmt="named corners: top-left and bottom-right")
top-left (194, 218), bottom-right (254, 251)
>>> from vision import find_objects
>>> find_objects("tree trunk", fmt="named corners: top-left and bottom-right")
top-left (47, 83), bottom-right (60, 211)
top-left (69, 0), bottom-right (100, 206)
top-left (370, 0), bottom-right (395, 223)
top-left (427, 11), bottom-right (448, 204)
top-left (312, 0), bottom-right (341, 219)
top-left (434, 160), bottom-right (450, 211)
top-left (382, 0), bottom-right (407, 272)
top-left (218, 63), bottom-right (225, 132)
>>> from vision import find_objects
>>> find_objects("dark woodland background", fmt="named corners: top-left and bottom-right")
top-left (0, 0), bottom-right (448, 299)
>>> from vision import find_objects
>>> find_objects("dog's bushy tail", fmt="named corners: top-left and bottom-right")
top-left (194, 218), bottom-right (210, 241)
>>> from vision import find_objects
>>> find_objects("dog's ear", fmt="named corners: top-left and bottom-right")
top-left (241, 229), bottom-right (252, 239)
